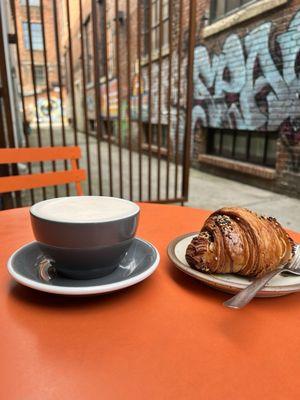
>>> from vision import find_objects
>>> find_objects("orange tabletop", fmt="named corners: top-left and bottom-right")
top-left (1, 203), bottom-right (300, 400)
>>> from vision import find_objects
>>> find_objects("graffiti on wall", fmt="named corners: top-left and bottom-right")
top-left (130, 54), bottom-right (187, 153)
top-left (131, 53), bottom-right (188, 122)
top-left (192, 10), bottom-right (300, 149)
top-left (100, 79), bottom-right (118, 117)
top-left (131, 73), bottom-right (148, 120)
top-left (86, 79), bottom-right (119, 119)
top-left (34, 97), bottom-right (62, 123)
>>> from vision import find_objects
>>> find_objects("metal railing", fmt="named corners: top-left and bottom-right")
top-left (0, 0), bottom-right (196, 208)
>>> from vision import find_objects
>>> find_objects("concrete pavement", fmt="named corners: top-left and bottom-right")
top-left (25, 127), bottom-right (300, 231)
top-left (187, 168), bottom-right (300, 231)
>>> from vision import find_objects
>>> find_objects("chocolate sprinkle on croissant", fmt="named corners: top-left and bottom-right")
top-left (185, 207), bottom-right (295, 277)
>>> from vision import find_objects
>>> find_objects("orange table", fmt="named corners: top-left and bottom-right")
top-left (1, 203), bottom-right (300, 400)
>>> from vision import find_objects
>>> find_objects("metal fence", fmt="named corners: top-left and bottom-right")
top-left (0, 0), bottom-right (196, 208)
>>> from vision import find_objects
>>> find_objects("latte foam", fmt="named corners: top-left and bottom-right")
top-left (30, 196), bottom-right (139, 223)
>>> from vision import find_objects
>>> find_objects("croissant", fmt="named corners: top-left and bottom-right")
top-left (185, 207), bottom-right (295, 277)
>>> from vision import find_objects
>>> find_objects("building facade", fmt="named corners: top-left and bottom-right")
top-left (64, 0), bottom-right (300, 198)
top-left (193, 0), bottom-right (300, 198)
top-left (14, 0), bottom-right (64, 127)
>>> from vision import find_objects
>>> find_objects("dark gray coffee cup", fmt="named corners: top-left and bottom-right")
top-left (30, 197), bottom-right (140, 279)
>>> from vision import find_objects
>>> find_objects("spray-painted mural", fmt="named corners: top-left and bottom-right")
top-left (86, 79), bottom-right (119, 119)
top-left (131, 73), bottom-right (148, 120)
top-left (131, 54), bottom-right (188, 153)
top-left (28, 97), bottom-right (63, 124)
top-left (36, 97), bottom-right (63, 123)
top-left (192, 10), bottom-right (300, 148)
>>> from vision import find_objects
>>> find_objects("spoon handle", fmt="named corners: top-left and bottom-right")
top-left (223, 268), bottom-right (281, 309)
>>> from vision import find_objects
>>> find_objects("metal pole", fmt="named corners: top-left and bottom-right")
top-left (181, 0), bottom-right (197, 201)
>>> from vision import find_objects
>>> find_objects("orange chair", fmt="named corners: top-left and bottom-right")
top-left (0, 146), bottom-right (85, 195)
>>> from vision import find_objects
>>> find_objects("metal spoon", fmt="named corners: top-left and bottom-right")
top-left (224, 245), bottom-right (300, 309)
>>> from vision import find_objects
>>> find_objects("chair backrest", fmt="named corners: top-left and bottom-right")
top-left (0, 146), bottom-right (85, 195)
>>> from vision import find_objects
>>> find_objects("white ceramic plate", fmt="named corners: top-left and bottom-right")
top-left (168, 232), bottom-right (300, 297)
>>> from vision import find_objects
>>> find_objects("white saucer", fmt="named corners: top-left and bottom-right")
top-left (168, 232), bottom-right (300, 297)
top-left (8, 237), bottom-right (160, 296)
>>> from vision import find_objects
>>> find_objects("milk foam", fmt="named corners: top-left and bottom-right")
top-left (31, 196), bottom-right (139, 222)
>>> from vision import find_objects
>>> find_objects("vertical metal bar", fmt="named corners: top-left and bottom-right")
top-left (52, 0), bottom-right (69, 195)
top-left (70, 158), bottom-right (83, 195)
top-left (91, 0), bottom-right (103, 195)
top-left (0, 101), bottom-right (14, 208)
top-left (147, 0), bottom-right (153, 201)
top-left (66, 0), bottom-right (78, 147)
top-left (174, 0), bottom-right (183, 198)
top-left (40, 0), bottom-right (57, 197)
top-left (25, 0), bottom-right (46, 200)
top-left (103, 0), bottom-right (113, 196)
top-left (0, 7), bottom-right (16, 154)
top-left (181, 0), bottom-right (196, 201)
top-left (157, 0), bottom-right (163, 201)
top-left (126, 0), bottom-right (133, 200)
top-left (137, 0), bottom-right (142, 201)
top-left (11, 0), bottom-right (34, 204)
top-left (115, 0), bottom-right (123, 198)
top-left (79, 0), bottom-right (92, 195)
top-left (0, 11), bottom-right (16, 209)
top-left (166, 0), bottom-right (172, 200)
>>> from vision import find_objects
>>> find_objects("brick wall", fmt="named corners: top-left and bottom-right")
top-left (192, 0), bottom-right (300, 197)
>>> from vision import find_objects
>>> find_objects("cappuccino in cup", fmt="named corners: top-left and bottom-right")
top-left (32, 196), bottom-right (139, 223)
top-left (30, 196), bottom-right (140, 279)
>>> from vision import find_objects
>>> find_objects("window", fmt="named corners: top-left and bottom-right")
top-left (22, 22), bottom-right (43, 50)
top-left (143, 0), bottom-right (169, 56)
top-left (207, 129), bottom-right (278, 167)
top-left (143, 123), bottom-right (168, 149)
top-left (20, 0), bottom-right (40, 6)
top-left (210, 0), bottom-right (258, 22)
top-left (89, 119), bottom-right (95, 132)
top-left (34, 65), bottom-right (45, 85)
top-left (88, 119), bottom-right (115, 138)
top-left (34, 66), bottom-right (45, 86)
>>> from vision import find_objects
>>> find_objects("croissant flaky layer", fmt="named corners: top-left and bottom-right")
top-left (185, 207), bottom-right (295, 277)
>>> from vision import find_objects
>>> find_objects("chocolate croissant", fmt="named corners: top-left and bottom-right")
top-left (186, 207), bottom-right (295, 277)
